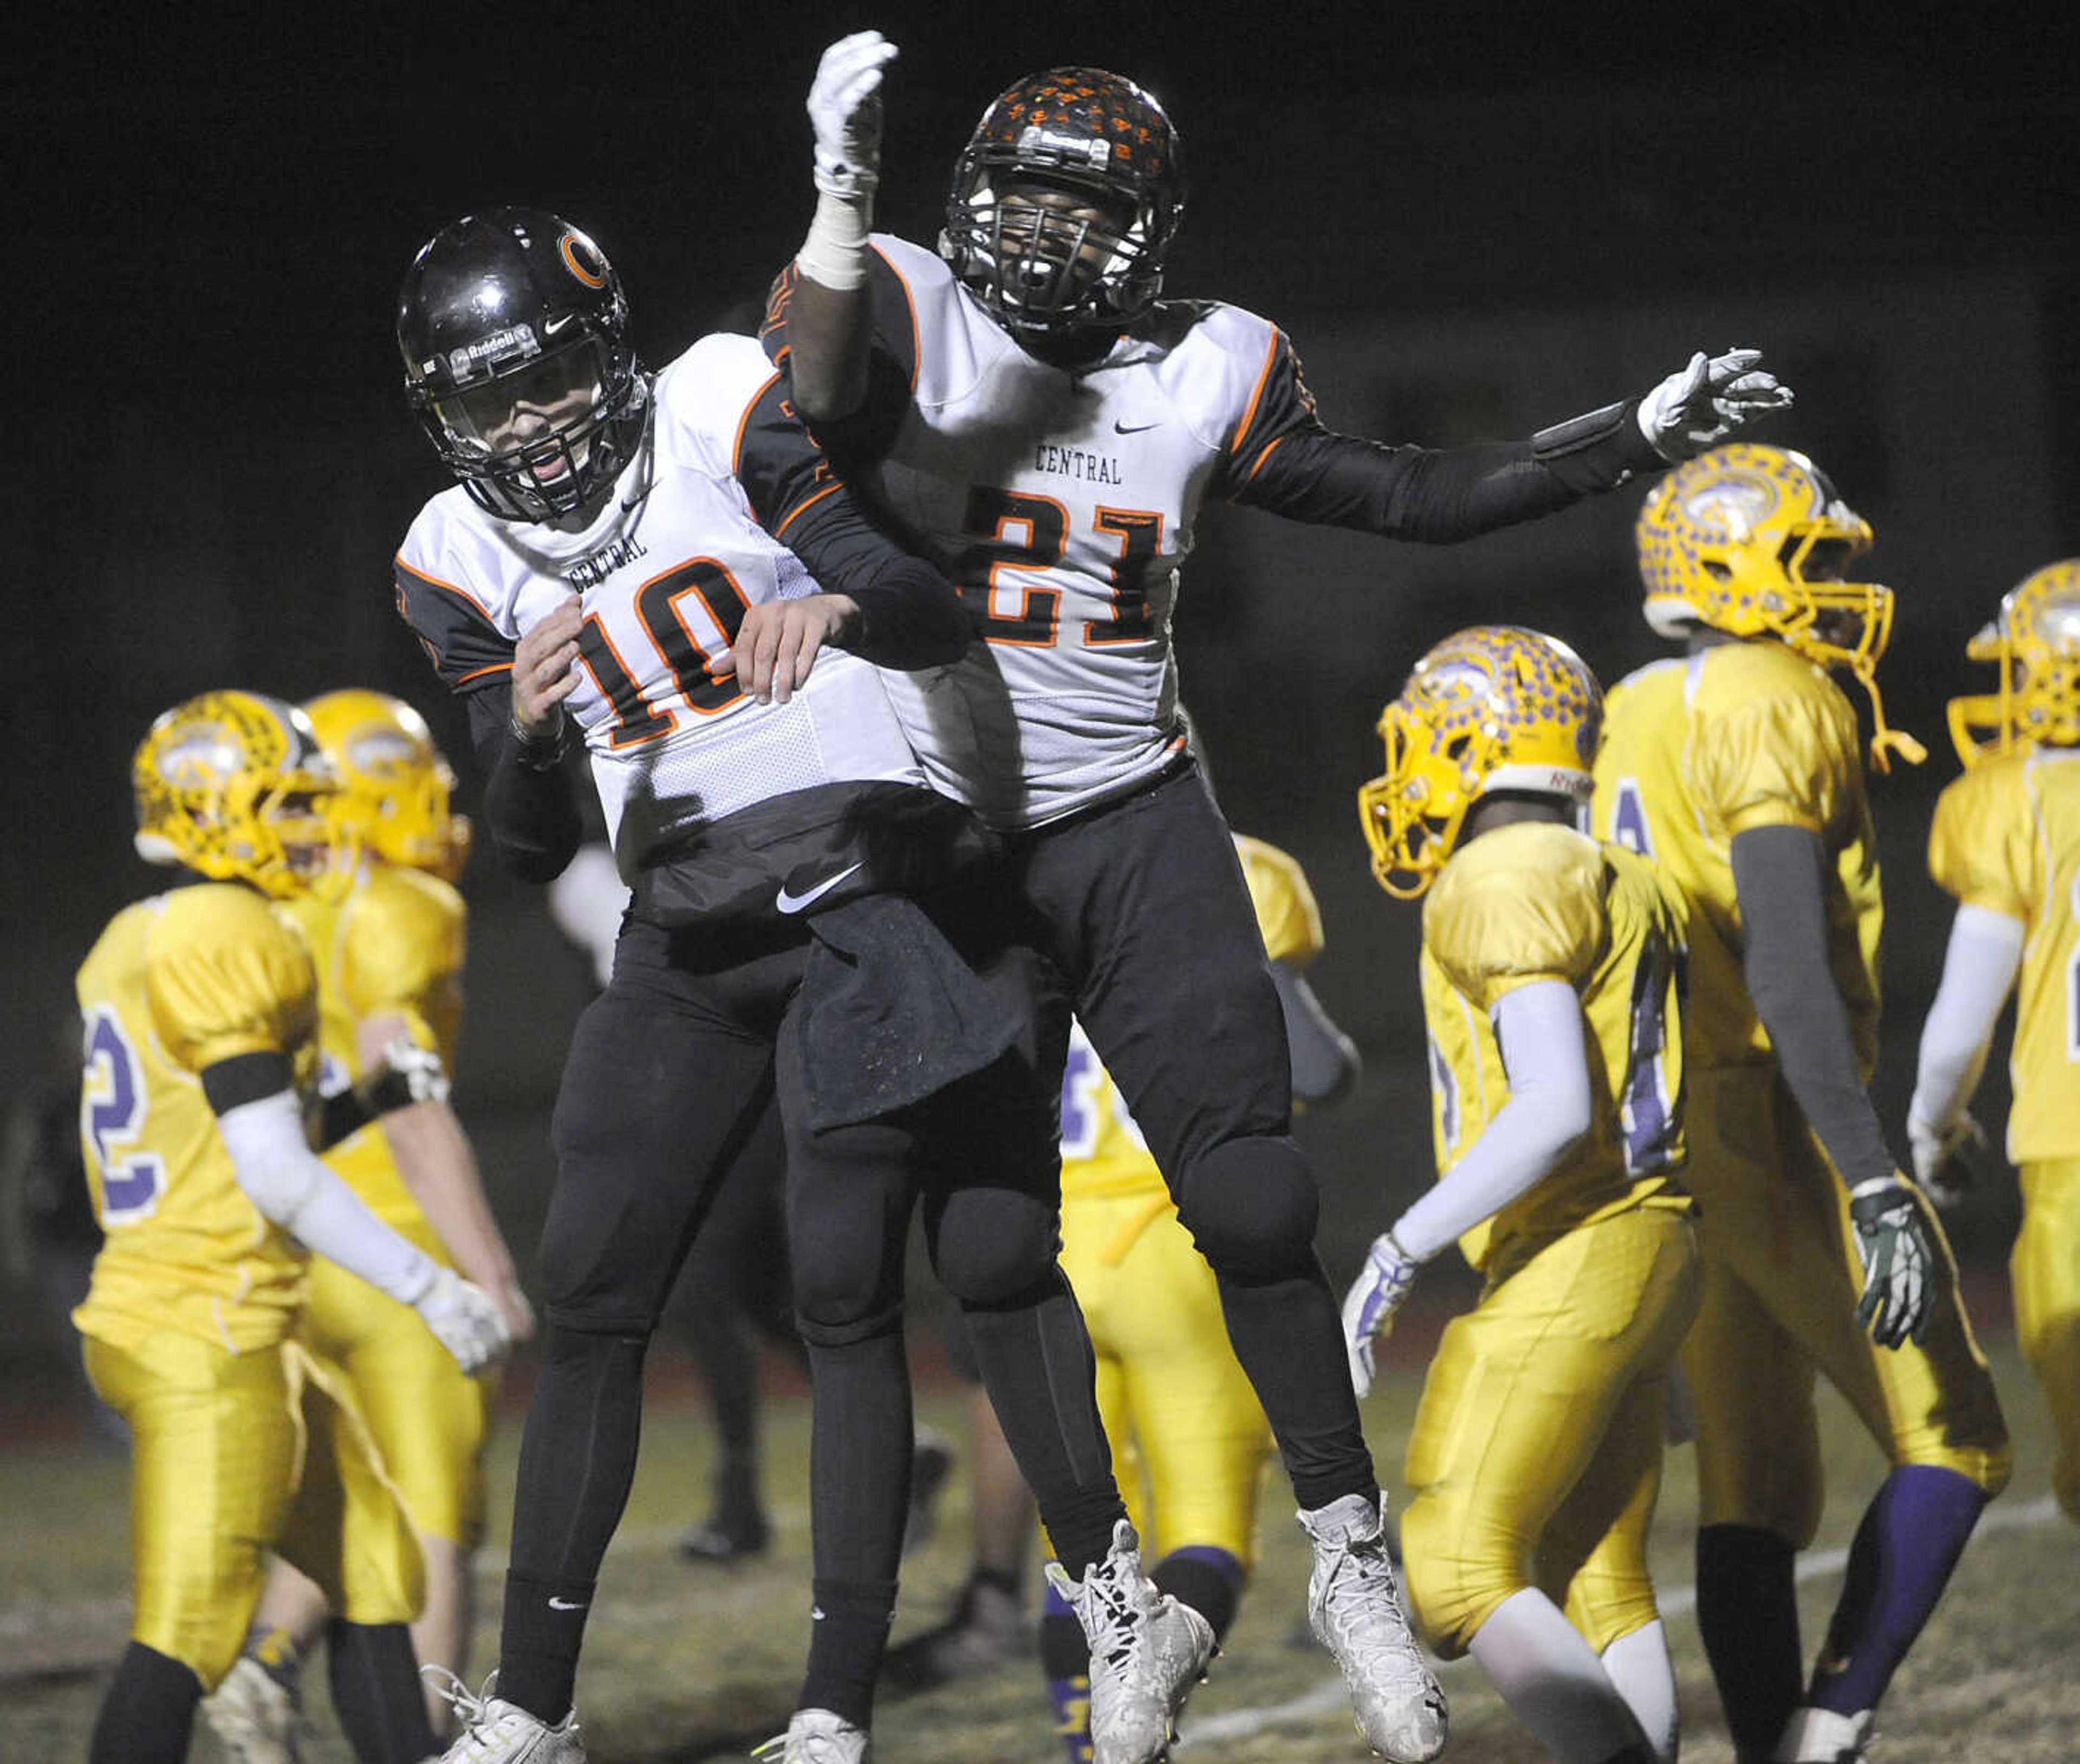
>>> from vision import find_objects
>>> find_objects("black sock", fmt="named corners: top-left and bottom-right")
top-left (1152, 1546), bottom-right (1244, 1643)
top-left (325, 1619), bottom-right (438, 1764)
top-left (498, 1323), bottom-right (649, 1721)
top-left (799, 1577), bottom-right (898, 1727)
top-left (960, 1273), bottom-right (1123, 1577)
top-left (89, 1641), bottom-right (202, 1764)
top-left (1696, 1522), bottom-right (1803, 1755)
top-left (1214, 1257), bottom-right (1376, 1513)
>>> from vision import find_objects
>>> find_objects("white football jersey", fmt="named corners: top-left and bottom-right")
top-left (395, 333), bottom-right (920, 867)
top-left (768, 236), bottom-right (1310, 828)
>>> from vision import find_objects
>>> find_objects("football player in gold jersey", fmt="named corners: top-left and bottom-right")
top-left (1589, 445), bottom-right (2010, 1764)
top-left (204, 690), bottom-right (536, 1755)
top-left (1344, 627), bottom-right (1698, 1764)
top-left (1909, 561), bottom-right (2080, 1526)
top-left (74, 691), bottom-right (509, 1764)
top-left (1031, 828), bottom-right (1359, 1763)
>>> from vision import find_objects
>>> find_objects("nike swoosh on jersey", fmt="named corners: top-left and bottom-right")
top-left (776, 861), bottom-right (865, 915)
top-left (1113, 419), bottom-right (1159, 434)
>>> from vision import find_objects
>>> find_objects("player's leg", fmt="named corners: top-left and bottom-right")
top-left (670, 1095), bottom-right (786, 1564)
top-left (1019, 766), bottom-right (1437, 1760)
top-left (1679, 1067), bottom-right (1826, 1761)
top-left (2012, 1157), bottom-right (2080, 1523)
top-left (1763, 1110), bottom-right (2008, 1759)
top-left (82, 1330), bottom-right (301, 1764)
top-left (467, 920), bottom-right (790, 1754)
top-left (1403, 1212), bottom-right (1687, 1764)
top-left (273, 1344), bottom-right (438, 1764)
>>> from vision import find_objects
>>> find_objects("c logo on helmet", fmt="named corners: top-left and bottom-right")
top-left (560, 231), bottom-right (607, 289)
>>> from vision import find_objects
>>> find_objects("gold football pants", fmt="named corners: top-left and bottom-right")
top-left (1401, 1205), bottom-right (1699, 1659)
top-left (2014, 1157), bottom-right (2080, 1522)
top-left (1680, 1065), bottom-right (2009, 1544)
top-left (1059, 1188), bottom-right (1273, 1565)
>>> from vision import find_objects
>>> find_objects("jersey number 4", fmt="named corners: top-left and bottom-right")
top-left (81, 1006), bottom-right (166, 1224)
top-left (954, 487), bottom-right (1163, 646)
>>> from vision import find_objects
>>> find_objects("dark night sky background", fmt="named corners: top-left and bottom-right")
top-left (9, 4), bottom-right (2079, 1298)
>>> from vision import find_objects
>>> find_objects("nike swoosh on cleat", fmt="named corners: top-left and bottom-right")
top-left (775, 861), bottom-right (864, 915)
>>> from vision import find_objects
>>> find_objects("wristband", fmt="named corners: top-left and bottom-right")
top-left (797, 186), bottom-right (873, 292)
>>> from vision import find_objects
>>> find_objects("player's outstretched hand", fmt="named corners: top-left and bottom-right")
top-left (1849, 1176), bottom-right (1936, 1350)
top-left (1341, 1231), bottom-right (1423, 1400)
top-left (722, 594), bottom-right (862, 706)
top-left (415, 1267), bottom-right (512, 1373)
top-left (810, 29), bottom-right (899, 198)
top-left (1636, 347), bottom-right (1795, 462)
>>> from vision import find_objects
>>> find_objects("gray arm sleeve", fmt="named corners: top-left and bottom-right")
top-left (1730, 823), bottom-right (1898, 1191)
top-left (1271, 959), bottom-right (1362, 1107)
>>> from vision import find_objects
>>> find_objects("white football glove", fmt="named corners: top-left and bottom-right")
top-left (1636, 347), bottom-right (1795, 462)
top-left (1848, 1176), bottom-right (1936, 1351)
top-left (414, 1266), bottom-right (512, 1373)
top-left (362, 1036), bottom-right (451, 1110)
top-left (1908, 1107), bottom-right (1995, 1212)
top-left (1341, 1230), bottom-right (1424, 1400)
top-left (808, 30), bottom-right (898, 199)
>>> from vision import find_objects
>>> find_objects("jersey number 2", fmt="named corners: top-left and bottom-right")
top-left (82, 1006), bottom-right (166, 1224)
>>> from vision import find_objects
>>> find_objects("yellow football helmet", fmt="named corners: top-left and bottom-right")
top-left (1359, 626), bottom-right (1602, 900)
top-left (1635, 442), bottom-right (1923, 772)
top-left (132, 691), bottom-right (347, 899)
top-left (301, 689), bottom-right (471, 880)
top-left (1946, 559), bottom-right (2080, 766)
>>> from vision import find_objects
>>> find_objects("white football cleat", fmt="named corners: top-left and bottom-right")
top-left (203, 1655), bottom-right (304, 1763)
top-left (1044, 1519), bottom-right (1215, 1764)
top-left (1772, 1705), bottom-right (1875, 1762)
top-left (751, 1707), bottom-right (872, 1762)
top-left (1299, 1494), bottom-right (1447, 1762)
top-left (423, 1668), bottom-right (585, 1763)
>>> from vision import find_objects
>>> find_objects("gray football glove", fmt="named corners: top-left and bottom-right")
top-left (1636, 347), bottom-right (1795, 461)
top-left (808, 30), bottom-right (898, 198)
top-left (1849, 1177), bottom-right (1936, 1350)
top-left (1341, 1230), bottom-right (1423, 1400)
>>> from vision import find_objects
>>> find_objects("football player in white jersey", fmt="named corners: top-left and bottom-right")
top-left (764, 34), bottom-right (1791, 1763)
top-left (392, 209), bottom-right (1200, 1764)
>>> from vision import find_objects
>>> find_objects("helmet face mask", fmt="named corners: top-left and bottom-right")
top-left (940, 68), bottom-right (1186, 344)
top-left (302, 689), bottom-right (471, 881)
top-left (1358, 627), bottom-right (1602, 900)
top-left (132, 692), bottom-right (350, 899)
top-left (398, 208), bottom-right (647, 523)
top-left (1947, 560), bottom-right (2080, 765)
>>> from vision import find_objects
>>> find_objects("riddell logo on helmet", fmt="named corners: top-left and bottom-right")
top-left (445, 324), bottom-right (540, 380)
top-left (1016, 125), bottom-right (1112, 166)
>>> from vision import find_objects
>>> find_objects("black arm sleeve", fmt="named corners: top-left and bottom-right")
top-left (200, 1051), bottom-right (293, 1116)
top-left (464, 682), bottom-right (587, 884)
top-left (736, 373), bottom-right (971, 668)
top-left (1731, 823), bottom-right (1899, 1190)
top-left (1271, 959), bottom-right (1361, 1108)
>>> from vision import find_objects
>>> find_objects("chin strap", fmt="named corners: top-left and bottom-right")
top-left (1850, 657), bottom-right (1928, 773)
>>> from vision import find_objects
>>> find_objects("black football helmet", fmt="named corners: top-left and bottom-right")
top-left (396, 207), bottom-right (647, 522)
top-left (939, 67), bottom-right (1187, 344)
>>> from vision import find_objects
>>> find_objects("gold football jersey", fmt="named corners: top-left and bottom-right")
top-left (1420, 821), bottom-right (1689, 1270)
top-left (1928, 747), bottom-right (2080, 1160)
top-left (1591, 641), bottom-right (1883, 1076)
top-left (73, 883), bottom-right (322, 1354)
top-left (284, 863), bottom-right (467, 1228)
top-left (1060, 834), bottom-right (1324, 1201)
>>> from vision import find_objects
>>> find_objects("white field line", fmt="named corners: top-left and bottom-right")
top-left (1178, 1494), bottom-right (2062, 1747)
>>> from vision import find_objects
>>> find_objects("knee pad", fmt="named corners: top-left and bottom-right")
top-left (792, 1297), bottom-right (905, 1350)
top-left (1176, 1135), bottom-right (1317, 1281)
top-left (929, 1184), bottom-right (1058, 1305)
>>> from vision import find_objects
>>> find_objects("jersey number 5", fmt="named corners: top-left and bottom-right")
top-left (82, 1006), bottom-right (166, 1224)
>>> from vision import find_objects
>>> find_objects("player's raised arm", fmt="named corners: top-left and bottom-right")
top-left (782, 30), bottom-right (898, 423)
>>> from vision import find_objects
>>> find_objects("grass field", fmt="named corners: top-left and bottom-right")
top-left (4, 1324), bottom-right (2075, 1762)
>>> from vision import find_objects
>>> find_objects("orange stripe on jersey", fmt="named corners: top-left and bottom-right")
top-left (1223, 328), bottom-right (1284, 473)
top-left (1241, 433), bottom-right (1288, 485)
top-left (732, 369), bottom-right (783, 476)
top-left (774, 478), bottom-right (846, 539)
top-left (454, 662), bottom-right (513, 686)
top-left (873, 243), bottom-right (921, 398)
top-left (394, 554), bottom-right (499, 625)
